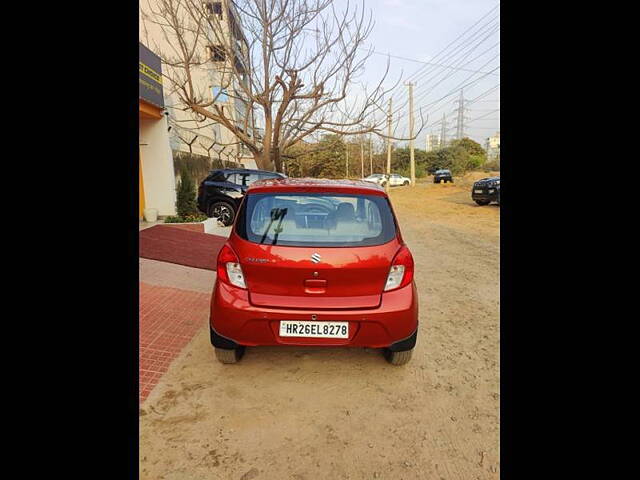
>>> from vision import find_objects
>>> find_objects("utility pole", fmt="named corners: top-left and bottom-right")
top-left (345, 142), bottom-right (349, 178)
top-left (360, 138), bottom-right (364, 179)
top-left (440, 113), bottom-right (447, 149)
top-left (386, 98), bottom-right (392, 193)
top-left (369, 134), bottom-right (373, 175)
top-left (405, 82), bottom-right (416, 186)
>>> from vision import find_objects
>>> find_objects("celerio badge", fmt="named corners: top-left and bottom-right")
top-left (311, 253), bottom-right (321, 264)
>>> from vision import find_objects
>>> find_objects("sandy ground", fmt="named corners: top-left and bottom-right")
top-left (139, 173), bottom-right (500, 480)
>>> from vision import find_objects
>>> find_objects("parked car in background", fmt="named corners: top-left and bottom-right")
top-left (362, 173), bottom-right (410, 187)
top-left (433, 169), bottom-right (453, 183)
top-left (388, 174), bottom-right (411, 186)
top-left (362, 174), bottom-right (386, 186)
top-left (210, 178), bottom-right (419, 365)
top-left (197, 168), bottom-right (286, 225)
top-left (471, 176), bottom-right (500, 205)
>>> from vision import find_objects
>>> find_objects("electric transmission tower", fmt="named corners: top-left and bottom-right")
top-left (453, 89), bottom-right (468, 140)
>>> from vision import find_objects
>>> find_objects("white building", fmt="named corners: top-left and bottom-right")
top-left (425, 133), bottom-right (441, 152)
top-left (140, 0), bottom-right (259, 169)
top-left (485, 132), bottom-right (500, 161)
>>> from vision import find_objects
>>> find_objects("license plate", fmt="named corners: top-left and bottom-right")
top-left (474, 189), bottom-right (483, 193)
top-left (279, 321), bottom-right (348, 338)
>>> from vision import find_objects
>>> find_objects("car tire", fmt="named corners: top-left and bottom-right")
top-left (403, 181), bottom-right (410, 186)
top-left (209, 201), bottom-right (236, 226)
top-left (384, 348), bottom-right (413, 366)
top-left (475, 200), bottom-right (490, 206)
top-left (215, 346), bottom-right (245, 364)
top-left (381, 181), bottom-right (387, 187)
top-left (434, 179), bottom-right (440, 184)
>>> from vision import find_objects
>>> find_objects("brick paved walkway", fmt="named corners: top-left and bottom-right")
top-left (139, 282), bottom-right (211, 403)
top-left (139, 225), bottom-right (226, 271)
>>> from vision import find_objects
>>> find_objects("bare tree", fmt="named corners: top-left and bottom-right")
top-left (175, 131), bottom-right (199, 153)
top-left (141, 0), bottom-right (421, 172)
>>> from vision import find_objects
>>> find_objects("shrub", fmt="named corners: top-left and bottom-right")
top-left (398, 163), bottom-right (427, 178)
top-left (483, 160), bottom-right (500, 172)
top-left (449, 146), bottom-right (470, 176)
top-left (164, 213), bottom-right (208, 223)
top-left (175, 168), bottom-right (199, 218)
top-left (468, 154), bottom-right (486, 170)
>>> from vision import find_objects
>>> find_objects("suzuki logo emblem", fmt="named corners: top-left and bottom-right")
top-left (311, 253), bottom-right (321, 263)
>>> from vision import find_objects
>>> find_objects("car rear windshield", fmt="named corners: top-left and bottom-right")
top-left (236, 193), bottom-right (397, 247)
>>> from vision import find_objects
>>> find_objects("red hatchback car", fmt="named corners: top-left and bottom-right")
top-left (210, 178), bottom-right (419, 365)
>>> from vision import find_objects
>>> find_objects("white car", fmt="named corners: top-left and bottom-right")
top-left (362, 173), bottom-right (411, 187)
top-left (362, 173), bottom-right (386, 185)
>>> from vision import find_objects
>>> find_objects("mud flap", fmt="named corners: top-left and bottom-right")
top-left (210, 326), bottom-right (240, 350)
top-left (388, 326), bottom-right (418, 352)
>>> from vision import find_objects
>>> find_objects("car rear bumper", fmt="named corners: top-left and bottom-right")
top-left (210, 281), bottom-right (419, 349)
top-left (471, 191), bottom-right (498, 201)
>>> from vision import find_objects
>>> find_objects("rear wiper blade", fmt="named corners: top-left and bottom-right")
top-left (259, 208), bottom-right (287, 244)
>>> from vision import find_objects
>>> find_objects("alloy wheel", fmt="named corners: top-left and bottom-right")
top-left (212, 204), bottom-right (232, 224)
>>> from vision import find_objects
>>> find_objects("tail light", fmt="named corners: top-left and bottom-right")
top-left (217, 244), bottom-right (247, 289)
top-left (384, 245), bottom-right (414, 291)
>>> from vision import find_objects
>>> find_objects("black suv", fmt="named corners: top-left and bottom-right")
top-left (434, 169), bottom-right (453, 183)
top-left (197, 168), bottom-right (286, 225)
top-left (471, 176), bottom-right (500, 206)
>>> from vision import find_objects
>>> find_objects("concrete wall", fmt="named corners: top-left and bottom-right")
top-left (140, 115), bottom-right (177, 216)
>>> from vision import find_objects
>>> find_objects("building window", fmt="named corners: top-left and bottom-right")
top-left (205, 2), bottom-right (223, 19)
top-left (212, 86), bottom-right (229, 103)
top-left (210, 45), bottom-right (226, 62)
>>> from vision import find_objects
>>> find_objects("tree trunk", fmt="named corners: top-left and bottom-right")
top-left (253, 151), bottom-right (272, 171)
top-left (272, 147), bottom-right (283, 173)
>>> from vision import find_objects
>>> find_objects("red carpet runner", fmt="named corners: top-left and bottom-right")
top-left (139, 225), bottom-right (226, 271)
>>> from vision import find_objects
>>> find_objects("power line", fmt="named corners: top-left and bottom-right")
top-left (390, 30), bottom-right (500, 122)
top-left (466, 84), bottom-right (501, 106)
top-left (390, 40), bottom-right (500, 128)
top-left (362, 48), bottom-right (500, 76)
top-left (400, 3), bottom-right (500, 85)
top-left (393, 81), bottom-right (500, 147)
top-left (393, 64), bottom-right (500, 132)
top-left (410, 48), bottom-right (500, 112)
top-left (386, 5), bottom-right (501, 110)
top-left (468, 109), bottom-right (500, 122)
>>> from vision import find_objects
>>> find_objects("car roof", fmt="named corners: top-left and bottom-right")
top-left (247, 177), bottom-right (387, 196)
top-left (210, 168), bottom-right (284, 175)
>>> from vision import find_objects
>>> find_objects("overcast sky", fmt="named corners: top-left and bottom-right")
top-left (348, 0), bottom-right (500, 147)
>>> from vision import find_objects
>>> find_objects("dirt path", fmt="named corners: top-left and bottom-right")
top-left (139, 174), bottom-right (500, 480)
